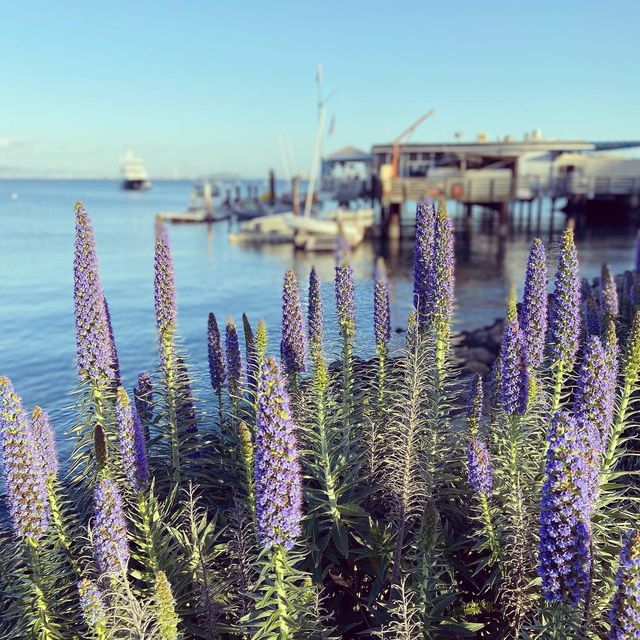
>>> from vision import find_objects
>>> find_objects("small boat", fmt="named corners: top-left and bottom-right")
top-left (121, 149), bottom-right (151, 191)
top-left (232, 201), bottom-right (292, 221)
top-left (288, 208), bottom-right (374, 251)
top-left (229, 213), bottom-right (295, 244)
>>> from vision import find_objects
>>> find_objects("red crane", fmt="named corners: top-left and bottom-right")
top-left (391, 109), bottom-right (435, 178)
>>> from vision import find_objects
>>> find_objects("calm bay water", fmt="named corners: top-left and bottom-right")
top-left (0, 179), bottom-right (637, 450)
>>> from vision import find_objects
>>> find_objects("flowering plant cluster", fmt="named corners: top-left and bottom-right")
top-left (1, 201), bottom-right (639, 640)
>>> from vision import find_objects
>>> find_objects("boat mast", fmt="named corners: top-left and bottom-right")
top-left (303, 65), bottom-right (326, 217)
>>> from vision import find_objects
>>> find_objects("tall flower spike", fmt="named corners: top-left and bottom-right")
top-left (154, 221), bottom-right (177, 370)
top-left (499, 290), bottom-right (527, 415)
top-left (256, 319), bottom-right (269, 366)
top-left (374, 257), bottom-right (391, 349)
top-left (280, 270), bottom-right (307, 375)
top-left (103, 296), bottom-right (121, 384)
top-left (78, 578), bottom-right (108, 636)
top-left (549, 225), bottom-right (581, 369)
top-left (134, 372), bottom-right (153, 423)
top-left (585, 291), bottom-right (600, 338)
top-left (466, 437), bottom-right (494, 497)
top-left (335, 263), bottom-right (356, 340)
top-left (154, 571), bottom-right (179, 640)
top-left (430, 202), bottom-right (455, 340)
top-left (308, 266), bottom-right (324, 356)
top-left (243, 313), bottom-right (258, 393)
top-left (115, 387), bottom-right (149, 492)
top-left (0, 377), bottom-right (50, 541)
top-left (225, 318), bottom-right (242, 400)
top-left (466, 376), bottom-right (494, 496)
top-left (254, 358), bottom-right (303, 550)
top-left (601, 263), bottom-right (619, 322)
top-left (31, 406), bottom-right (59, 484)
top-left (467, 375), bottom-right (483, 437)
top-left (73, 202), bottom-right (115, 381)
top-left (521, 238), bottom-right (548, 368)
top-left (609, 530), bottom-right (640, 640)
top-left (603, 316), bottom-right (620, 393)
top-left (413, 200), bottom-right (436, 329)
top-left (574, 335), bottom-right (615, 450)
top-left (93, 477), bottom-right (129, 575)
top-left (538, 411), bottom-right (597, 604)
top-left (636, 230), bottom-right (640, 273)
top-left (207, 312), bottom-right (226, 395)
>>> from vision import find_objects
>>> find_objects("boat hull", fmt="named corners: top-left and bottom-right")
top-left (122, 179), bottom-right (151, 191)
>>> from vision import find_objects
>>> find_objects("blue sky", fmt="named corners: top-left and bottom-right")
top-left (1, 0), bottom-right (639, 178)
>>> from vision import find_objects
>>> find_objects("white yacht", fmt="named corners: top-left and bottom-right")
top-left (121, 149), bottom-right (151, 191)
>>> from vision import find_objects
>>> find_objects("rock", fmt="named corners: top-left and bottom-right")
top-left (467, 347), bottom-right (494, 365)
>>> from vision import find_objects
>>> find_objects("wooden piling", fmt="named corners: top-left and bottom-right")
top-left (292, 176), bottom-right (300, 216)
top-left (269, 169), bottom-right (276, 206)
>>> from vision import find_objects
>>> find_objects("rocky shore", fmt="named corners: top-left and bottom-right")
top-left (454, 318), bottom-right (504, 375)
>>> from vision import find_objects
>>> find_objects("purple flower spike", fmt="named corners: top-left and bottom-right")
top-left (574, 335), bottom-right (616, 450)
top-left (0, 377), bottom-right (50, 541)
top-left (225, 319), bottom-right (243, 399)
top-left (308, 267), bottom-right (324, 354)
top-left (31, 406), bottom-right (59, 484)
top-left (115, 387), bottom-right (149, 492)
top-left (280, 270), bottom-right (307, 375)
top-left (549, 226), bottom-right (581, 369)
top-left (73, 202), bottom-right (115, 381)
top-left (539, 411), bottom-right (597, 605)
top-left (207, 312), bottom-right (226, 394)
top-left (601, 264), bottom-right (619, 321)
top-left (603, 317), bottom-right (620, 397)
top-left (521, 238), bottom-right (548, 368)
top-left (254, 358), bottom-right (303, 550)
top-left (134, 372), bottom-right (153, 423)
top-left (413, 201), bottom-right (436, 328)
top-left (243, 314), bottom-right (258, 393)
top-left (430, 203), bottom-right (455, 335)
top-left (154, 222), bottom-right (177, 369)
top-left (585, 292), bottom-right (601, 338)
top-left (335, 263), bottom-right (355, 340)
top-left (499, 293), bottom-right (528, 415)
top-left (609, 529), bottom-right (640, 640)
top-left (103, 296), bottom-right (121, 384)
top-left (93, 477), bottom-right (129, 575)
top-left (78, 578), bottom-right (107, 632)
top-left (466, 437), bottom-right (494, 497)
top-left (374, 257), bottom-right (391, 349)
top-left (636, 230), bottom-right (640, 273)
top-left (467, 375), bottom-right (484, 436)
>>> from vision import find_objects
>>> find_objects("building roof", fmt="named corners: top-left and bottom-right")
top-left (371, 140), bottom-right (640, 159)
top-left (325, 146), bottom-right (372, 163)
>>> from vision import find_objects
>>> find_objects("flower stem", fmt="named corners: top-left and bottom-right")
top-left (274, 546), bottom-right (291, 640)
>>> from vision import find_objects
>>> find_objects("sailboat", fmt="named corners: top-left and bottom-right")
top-left (229, 66), bottom-right (374, 250)
top-left (121, 149), bottom-right (151, 191)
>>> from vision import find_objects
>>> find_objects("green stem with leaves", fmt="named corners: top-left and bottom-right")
top-left (27, 540), bottom-right (61, 639)
top-left (480, 494), bottom-right (499, 560)
top-left (274, 546), bottom-right (291, 640)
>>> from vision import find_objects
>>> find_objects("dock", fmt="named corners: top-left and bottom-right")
top-left (322, 136), bottom-right (640, 236)
top-left (157, 211), bottom-right (230, 224)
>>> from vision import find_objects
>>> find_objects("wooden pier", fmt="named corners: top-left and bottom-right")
top-left (365, 138), bottom-right (640, 236)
